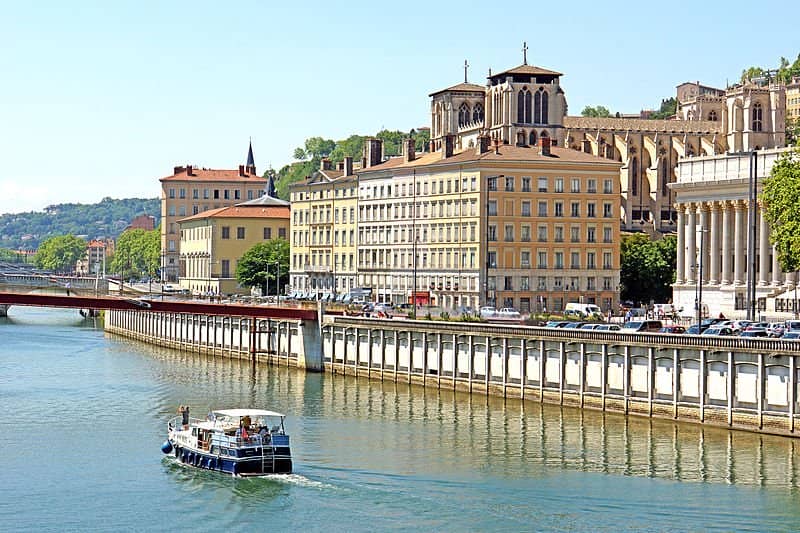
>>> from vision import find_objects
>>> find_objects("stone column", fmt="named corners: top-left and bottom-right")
top-left (685, 204), bottom-right (697, 283)
top-left (699, 203), bottom-right (710, 284)
top-left (734, 201), bottom-right (745, 286)
top-left (675, 205), bottom-right (685, 285)
top-left (721, 201), bottom-right (732, 285)
top-left (709, 202), bottom-right (721, 285)
top-left (758, 207), bottom-right (770, 286)
top-left (773, 244), bottom-right (783, 286)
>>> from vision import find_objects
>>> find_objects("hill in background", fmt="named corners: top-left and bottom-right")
top-left (0, 197), bottom-right (160, 250)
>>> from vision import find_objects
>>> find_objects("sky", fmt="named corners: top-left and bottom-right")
top-left (1, 0), bottom-right (798, 214)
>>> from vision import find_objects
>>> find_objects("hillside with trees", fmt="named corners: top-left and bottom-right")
top-left (0, 197), bottom-right (159, 250)
top-left (273, 128), bottom-right (430, 200)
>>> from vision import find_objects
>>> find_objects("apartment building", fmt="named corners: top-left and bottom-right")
top-left (159, 143), bottom-right (267, 281)
top-left (288, 158), bottom-right (359, 299)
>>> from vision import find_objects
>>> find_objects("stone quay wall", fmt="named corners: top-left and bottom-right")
top-left (105, 309), bottom-right (322, 370)
top-left (323, 317), bottom-right (800, 437)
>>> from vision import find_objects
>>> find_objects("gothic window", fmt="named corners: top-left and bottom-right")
top-left (631, 157), bottom-right (639, 196)
top-left (458, 103), bottom-right (470, 127)
top-left (517, 87), bottom-right (532, 123)
top-left (661, 159), bottom-right (669, 196)
top-left (752, 102), bottom-right (763, 132)
top-left (534, 87), bottom-right (549, 123)
top-left (708, 110), bottom-right (718, 121)
top-left (529, 131), bottom-right (537, 146)
top-left (541, 89), bottom-right (549, 124)
top-left (517, 130), bottom-right (526, 146)
top-left (473, 103), bottom-right (484, 122)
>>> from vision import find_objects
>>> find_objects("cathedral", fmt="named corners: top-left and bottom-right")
top-left (428, 49), bottom-right (787, 234)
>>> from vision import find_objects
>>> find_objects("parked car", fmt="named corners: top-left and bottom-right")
top-left (562, 322), bottom-right (585, 329)
top-left (545, 320), bottom-right (569, 328)
top-left (702, 326), bottom-right (736, 336)
top-left (594, 324), bottom-right (621, 331)
top-left (396, 303), bottom-right (414, 313)
top-left (740, 329), bottom-right (769, 338)
top-left (479, 306), bottom-right (497, 318)
top-left (579, 323), bottom-right (601, 330)
top-left (659, 325), bottom-right (686, 334)
top-left (782, 332), bottom-right (800, 340)
top-left (497, 307), bottom-right (521, 319)
top-left (620, 320), bottom-right (663, 333)
top-left (767, 322), bottom-right (786, 338)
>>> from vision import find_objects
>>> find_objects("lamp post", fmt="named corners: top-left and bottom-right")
top-left (694, 228), bottom-right (709, 328)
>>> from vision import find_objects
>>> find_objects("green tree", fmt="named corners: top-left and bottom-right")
top-left (761, 149), bottom-right (800, 276)
top-left (787, 117), bottom-right (800, 147)
top-left (741, 66), bottom-right (765, 82)
top-left (34, 234), bottom-right (87, 273)
top-left (235, 239), bottom-right (290, 296)
top-left (649, 97), bottom-right (677, 120)
top-left (620, 234), bottom-right (677, 304)
top-left (108, 228), bottom-right (160, 281)
top-left (328, 134), bottom-right (367, 163)
top-left (581, 105), bottom-right (611, 118)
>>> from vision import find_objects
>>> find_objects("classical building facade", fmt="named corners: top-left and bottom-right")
top-left (159, 142), bottom-right (267, 281)
top-left (788, 77), bottom-right (800, 121)
top-left (671, 148), bottom-right (795, 318)
top-left (288, 157), bottom-right (359, 299)
top-left (177, 194), bottom-right (289, 296)
top-left (431, 56), bottom-right (788, 234)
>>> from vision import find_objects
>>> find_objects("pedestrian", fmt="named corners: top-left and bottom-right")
top-left (178, 405), bottom-right (190, 428)
top-left (65, 281), bottom-right (71, 296)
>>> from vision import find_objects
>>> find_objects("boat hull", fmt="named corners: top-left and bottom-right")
top-left (170, 442), bottom-right (292, 475)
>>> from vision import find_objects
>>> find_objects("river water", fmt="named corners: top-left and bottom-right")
top-left (2, 307), bottom-right (800, 532)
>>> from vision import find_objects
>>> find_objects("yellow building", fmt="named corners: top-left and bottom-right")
top-left (289, 158), bottom-right (359, 300)
top-left (787, 77), bottom-right (800, 122)
top-left (354, 136), bottom-right (621, 313)
top-left (159, 142), bottom-right (267, 281)
top-left (177, 196), bottom-right (289, 296)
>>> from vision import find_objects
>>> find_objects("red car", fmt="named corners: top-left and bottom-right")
top-left (658, 325), bottom-right (686, 334)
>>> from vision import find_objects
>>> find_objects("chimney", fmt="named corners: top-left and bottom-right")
top-left (441, 134), bottom-right (454, 159)
top-left (186, 165), bottom-right (193, 176)
top-left (492, 138), bottom-right (501, 155)
top-left (343, 156), bottom-right (354, 176)
top-left (365, 138), bottom-right (383, 168)
top-left (539, 137), bottom-right (552, 156)
top-left (429, 140), bottom-right (436, 152)
top-left (581, 139), bottom-right (592, 154)
top-left (320, 158), bottom-right (333, 171)
top-left (238, 164), bottom-right (245, 177)
top-left (404, 138), bottom-right (416, 163)
top-left (173, 165), bottom-right (185, 175)
top-left (476, 135), bottom-right (491, 155)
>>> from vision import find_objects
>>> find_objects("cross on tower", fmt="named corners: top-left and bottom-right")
top-left (522, 41), bottom-right (528, 65)
top-left (463, 59), bottom-right (469, 83)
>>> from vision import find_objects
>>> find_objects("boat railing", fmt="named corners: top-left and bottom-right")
top-left (211, 432), bottom-right (272, 449)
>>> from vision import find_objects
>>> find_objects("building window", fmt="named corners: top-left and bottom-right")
top-left (631, 158), bottom-right (639, 196)
top-left (458, 102), bottom-right (471, 127)
top-left (192, 205), bottom-right (199, 215)
top-left (555, 178), bottom-right (564, 193)
top-left (518, 87), bottom-right (532, 123)
top-left (521, 225), bottom-right (531, 242)
top-left (520, 276), bottom-right (530, 290)
top-left (221, 226), bottom-right (230, 239)
top-left (571, 226), bottom-right (580, 243)
top-left (488, 200), bottom-right (498, 216)
top-left (571, 178), bottom-right (580, 193)
top-left (221, 259), bottom-right (230, 278)
top-left (538, 201), bottom-right (547, 217)
top-left (709, 110), bottom-right (718, 121)
top-left (570, 252), bottom-right (580, 269)
top-left (603, 179), bottom-right (613, 194)
top-left (529, 131), bottom-right (537, 146)
top-left (554, 202), bottom-right (563, 217)
top-left (587, 203), bottom-right (596, 217)
top-left (537, 251), bottom-right (547, 269)
top-left (234, 190), bottom-right (240, 200)
top-left (537, 226), bottom-right (547, 242)
top-left (488, 251), bottom-right (497, 268)
top-left (488, 226), bottom-right (497, 242)
top-left (169, 188), bottom-right (175, 199)
top-left (179, 188), bottom-right (186, 199)
top-left (504, 225), bottom-right (514, 242)
top-left (587, 179), bottom-right (596, 193)
top-left (752, 102), bottom-right (763, 132)
top-left (522, 177), bottom-right (531, 192)
top-left (236, 227), bottom-right (245, 239)
top-left (473, 103), bottom-right (484, 122)
top-left (505, 177), bottom-right (515, 191)
top-left (192, 189), bottom-right (199, 199)
top-left (555, 252), bottom-right (564, 269)
top-left (521, 251), bottom-right (530, 268)
top-left (603, 252), bottom-right (613, 269)
top-left (521, 201), bottom-right (531, 217)
top-left (603, 227), bottom-right (612, 243)
top-left (587, 252), bottom-right (596, 269)
top-left (587, 227), bottom-right (596, 243)
top-left (603, 203), bottom-right (613, 218)
top-left (504, 276), bottom-right (513, 290)
top-left (488, 177), bottom-right (497, 191)
top-left (538, 177), bottom-right (547, 192)
top-left (178, 206), bottom-right (185, 216)
top-left (571, 202), bottom-right (580, 217)
top-left (554, 226), bottom-right (564, 242)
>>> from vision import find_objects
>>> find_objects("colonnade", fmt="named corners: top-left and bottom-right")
top-left (675, 200), bottom-right (793, 289)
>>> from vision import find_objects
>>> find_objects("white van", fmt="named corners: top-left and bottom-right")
top-left (564, 303), bottom-right (603, 319)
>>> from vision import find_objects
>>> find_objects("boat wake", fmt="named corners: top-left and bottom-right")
top-left (254, 473), bottom-right (335, 490)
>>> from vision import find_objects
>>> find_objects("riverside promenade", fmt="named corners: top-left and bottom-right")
top-left (106, 307), bottom-right (800, 438)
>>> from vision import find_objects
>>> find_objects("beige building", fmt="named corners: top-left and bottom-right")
top-left (353, 136), bottom-right (621, 312)
top-left (177, 195), bottom-right (289, 296)
top-left (159, 143), bottom-right (267, 281)
top-left (787, 77), bottom-right (800, 121)
top-left (289, 158), bottom-right (359, 299)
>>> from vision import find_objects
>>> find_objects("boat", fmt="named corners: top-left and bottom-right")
top-left (161, 408), bottom-right (292, 475)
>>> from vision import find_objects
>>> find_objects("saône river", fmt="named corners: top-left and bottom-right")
top-left (3, 307), bottom-right (800, 532)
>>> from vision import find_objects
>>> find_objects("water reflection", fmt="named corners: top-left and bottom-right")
top-left (130, 337), bottom-right (800, 490)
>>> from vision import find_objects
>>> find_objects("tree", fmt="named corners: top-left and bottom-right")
top-left (328, 134), bottom-right (367, 163)
top-left (786, 117), bottom-right (800, 147)
top-left (760, 149), bottom-right (800, 276)
top-left (108, 228), bottom-right (160, 281)
top-left (581, 105), bottom-right (611, 118)
top-left (649, 97), bottom-right (677, 120)
top-left (620, 234), bottom-right (677, 304)
top-left (34, 234), bottom-right (87, 273)
top-left (235, 239), bottom-right (290, 296)
top-left (741, 66), bottom-right (765, 83)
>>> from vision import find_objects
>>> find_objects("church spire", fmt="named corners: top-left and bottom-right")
top-left (246, 138), bottom-right (256, 175)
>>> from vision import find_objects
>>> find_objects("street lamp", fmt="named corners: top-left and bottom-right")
top-left (694, 228), bottom-right (709, 328)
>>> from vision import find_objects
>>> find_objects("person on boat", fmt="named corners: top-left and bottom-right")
top-left (178, 405), bottom-right (190, 428)
top-left (242, 415), bottom-right (251, 428)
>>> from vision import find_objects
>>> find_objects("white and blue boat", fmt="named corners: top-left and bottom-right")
top-left (162, 408), bottom-right (292, 476)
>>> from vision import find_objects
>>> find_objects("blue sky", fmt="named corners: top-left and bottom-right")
top-left (1, 0), bottom-right (798, 214)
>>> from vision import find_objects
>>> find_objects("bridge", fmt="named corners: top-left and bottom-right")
top-left (0, 291), bottom-right (318, 320)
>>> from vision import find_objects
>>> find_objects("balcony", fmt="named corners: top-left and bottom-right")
top-left (303, 264), bottom-right (332, 273)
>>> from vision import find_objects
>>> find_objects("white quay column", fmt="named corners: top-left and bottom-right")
top-left (721, 201), bottom-right (732, 285)
top-left (685, 204), bottom-right (697, 284)
top-left (734, 201), bottom-right (745, 286)
top-left (709, 202), bottom-right (721, 285)
top-left (758, 207), bottom-right (770, 286)
top-left (699, 204), bottom-right (710, 283)
top-left (675, 205), bottom-right (685, 285)
top-left (773, 244), bottom-right (783, 286)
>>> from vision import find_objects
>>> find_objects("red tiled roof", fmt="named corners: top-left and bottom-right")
top-left (490, 64), bottom-right (563, 79)
top-left (178, 205), bottom-right (289, 223)
top-left (160, 167), bottom-right (268, 183)
top-left (429, 82), bottom-right (486, 97)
